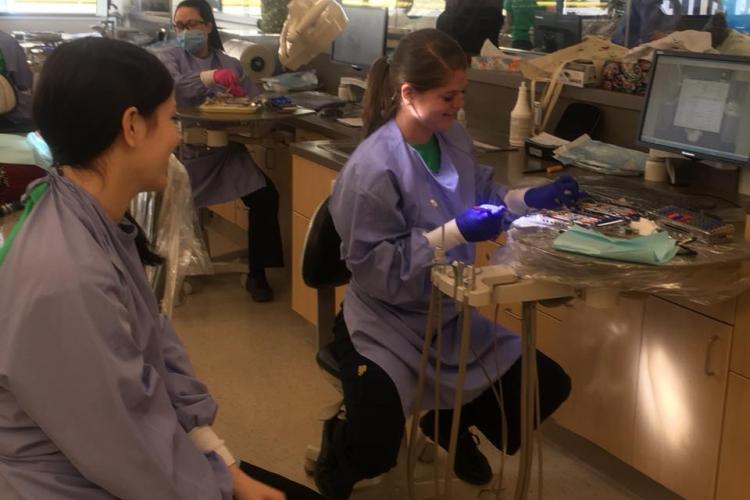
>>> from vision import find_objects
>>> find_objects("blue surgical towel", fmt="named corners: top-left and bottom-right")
top-left (553, 225), bottom-right (678, 265)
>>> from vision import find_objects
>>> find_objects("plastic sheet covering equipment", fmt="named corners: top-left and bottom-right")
top-left (129, 155), bottom-right (212, 316)
top-left (493, 175), bottom-right (750, 305)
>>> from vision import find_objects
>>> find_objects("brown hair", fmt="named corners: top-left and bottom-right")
top-left (362, 29), bottom-right (467, 138)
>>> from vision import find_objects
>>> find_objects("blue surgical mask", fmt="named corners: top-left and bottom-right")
top-left (176, 30), bottom-right (207, 54)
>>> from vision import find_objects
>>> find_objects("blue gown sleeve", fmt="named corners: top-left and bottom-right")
top-left (159, 315), bottom-right (220, 432)
top-left (331, 170), bottom-right (435, 306)
top-left (6, 278), bottom-right (229, 500)
top-left (475, 163), bottom-right (509, 206)
top-left (159, 50), bottom-right (211, 107)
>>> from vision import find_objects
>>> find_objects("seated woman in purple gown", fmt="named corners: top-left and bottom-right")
top-left (159, 0), bottom-right (284, 302)
top-left (314, 29), bottom-right (580, 500)
top-left (0, 36), bottom-right (323, 500)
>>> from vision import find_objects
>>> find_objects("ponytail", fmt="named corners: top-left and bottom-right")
top-left (362, 30), bottom-right (467, 138)
top-left (362, 56), bottom-right (397, 138)
top-left (123, 212), bottom-right (164, 267)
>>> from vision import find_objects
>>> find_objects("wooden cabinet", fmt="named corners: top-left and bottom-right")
top-left (716, 373), bottom-right (750, 500)
top-left (291, 155), bottom-right (345, 326)
top-left (633, 297), bottom-right (732, 500)
top-left (730, 290), bottom-right (750, 378)
top-left (539, 297), bottom-right (645, 464)
top-left (295, 128), bottom-right (330, 143)
top-left (535, 310), bottom-right (576, 425)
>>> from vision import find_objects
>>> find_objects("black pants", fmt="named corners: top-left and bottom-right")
top-left (328, 311), bottom-right (571, 481)
top-left (240, 171), bottom-right (284, 273)
top-left (239, 461), bottom-right (323, 499)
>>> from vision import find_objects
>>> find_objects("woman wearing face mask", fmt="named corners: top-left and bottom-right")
top-left (0, 37), bottom-right (324, 500)
top-left (158, 0), bottom-right (284, 302)
top-left (315, 29), bottom-right (579, 500)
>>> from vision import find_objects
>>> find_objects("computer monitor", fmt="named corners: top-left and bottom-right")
top-left (533, 13), bottom-right (582, 53)
top-left (331, 5), bottom-right (388, 69)
top-left (638, 51), bottom-right (750, 165)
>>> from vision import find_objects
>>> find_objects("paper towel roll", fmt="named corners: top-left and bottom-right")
top-left (223, 39), bottom-right (274, 82)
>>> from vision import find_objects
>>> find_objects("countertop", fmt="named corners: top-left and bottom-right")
top-left (289, 130), bottom-right (750, 214)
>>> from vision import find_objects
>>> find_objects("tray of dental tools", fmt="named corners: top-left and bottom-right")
top-left (498, 185), bottom-right (750, 304)
top-left (517, 195), bottom-right (734, 246)
top-left (199, 94), bottom-right (261, 114)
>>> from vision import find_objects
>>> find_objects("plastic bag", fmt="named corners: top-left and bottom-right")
top-left (554, 134), bottom-right (647, 176)
top-left (155, 155), bottom-right (212, 316)
top-left (128, 155), bottom-right (213, 316)
top-left (261, 70), bottom-right (318, 93)
top-left (521, 36), bottom-right (628, 81)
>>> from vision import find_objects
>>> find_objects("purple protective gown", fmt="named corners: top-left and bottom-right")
top-left (330, 120), bottom-right (522, 415)
top-left (0, 174), bottom-right (232, 499)
top-left (0, 31), bottom-right (33, 125)
top-left (158, 46), bottom-right (266, 207)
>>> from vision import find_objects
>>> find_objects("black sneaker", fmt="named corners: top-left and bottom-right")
top-left (419, 412), bottom-right (493, 486)
top-left (246, 273), bottom-right (274, 302)
top-left (314, 417), bottom-right (355, 500)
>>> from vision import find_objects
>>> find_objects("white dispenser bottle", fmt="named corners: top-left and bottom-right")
top-left (509, 81), bottom-right (533, 147)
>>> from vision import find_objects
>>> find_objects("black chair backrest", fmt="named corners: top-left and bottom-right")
top-left (554, 103), bottom-right (602, 141)
top-left (302, 196), bottom-right (350, 289)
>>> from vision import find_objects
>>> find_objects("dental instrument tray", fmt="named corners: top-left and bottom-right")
top-left (654, 206), bottom-right (735, 242)
top-left (538, 199), bottom-right (640, 229)
top-left (199, 95), bottom-right (260, 114)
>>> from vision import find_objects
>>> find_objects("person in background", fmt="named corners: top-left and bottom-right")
top-left (611, 0), bottom-right (681, 47)
top-left (437, 0), bottom-right (504, 55)
top-left (159, 0), bottom-right (284, 302)
top-left (314, 28), bottom-right (578, 500)
top-left (0, 30), bottom-right (33, 132)
top-left (0, 36), bottom-right (324, 500)
top-left (708, 11), bottom-right (750, 55)
top-left (505, 0), bottom-right (538, 50)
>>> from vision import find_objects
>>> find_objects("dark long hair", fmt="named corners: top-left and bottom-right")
top-left (175, 0), bottom-right (224, 52)
top-left (362, 29), bottom-right (467, 138)
top-left (32, 37), bottom-right (173, 266)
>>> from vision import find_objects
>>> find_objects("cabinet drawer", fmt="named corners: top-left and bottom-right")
top-left (295, 128), bottom-right (331, 143)
top-left (292, 155), bottom-right (337, 218)
top-left (208, 200), bottom-right (237, 225)
top-left (659, 295), bottom-right (737, 325)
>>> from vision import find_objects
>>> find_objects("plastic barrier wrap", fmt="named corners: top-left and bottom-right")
top-left (129, 156), bottom-right (213, 316)
top-left (491, 176), bottom-right (750, 305)
top-left (154, 155), bottom-right (213, 316)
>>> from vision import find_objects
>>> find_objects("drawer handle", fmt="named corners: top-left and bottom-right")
top-left (704, 335), bottom-right (720, 377)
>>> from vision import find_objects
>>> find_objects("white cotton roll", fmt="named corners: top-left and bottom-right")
top-left (223, 39), bottom-right (275, 82)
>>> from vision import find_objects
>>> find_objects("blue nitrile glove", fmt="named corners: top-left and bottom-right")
top-left (524, 175), bottom-right (584, 209)
top-left (456, 204), bottom-right (508, 242)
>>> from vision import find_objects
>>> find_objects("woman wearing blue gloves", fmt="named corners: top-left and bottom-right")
top-left (159, 0), bottom-right (284, 301)
top-left (315, 29), bottom-right (580, 500)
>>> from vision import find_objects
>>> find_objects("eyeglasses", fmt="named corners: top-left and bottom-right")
top-left (173, 19), bottom-right (206, 31)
